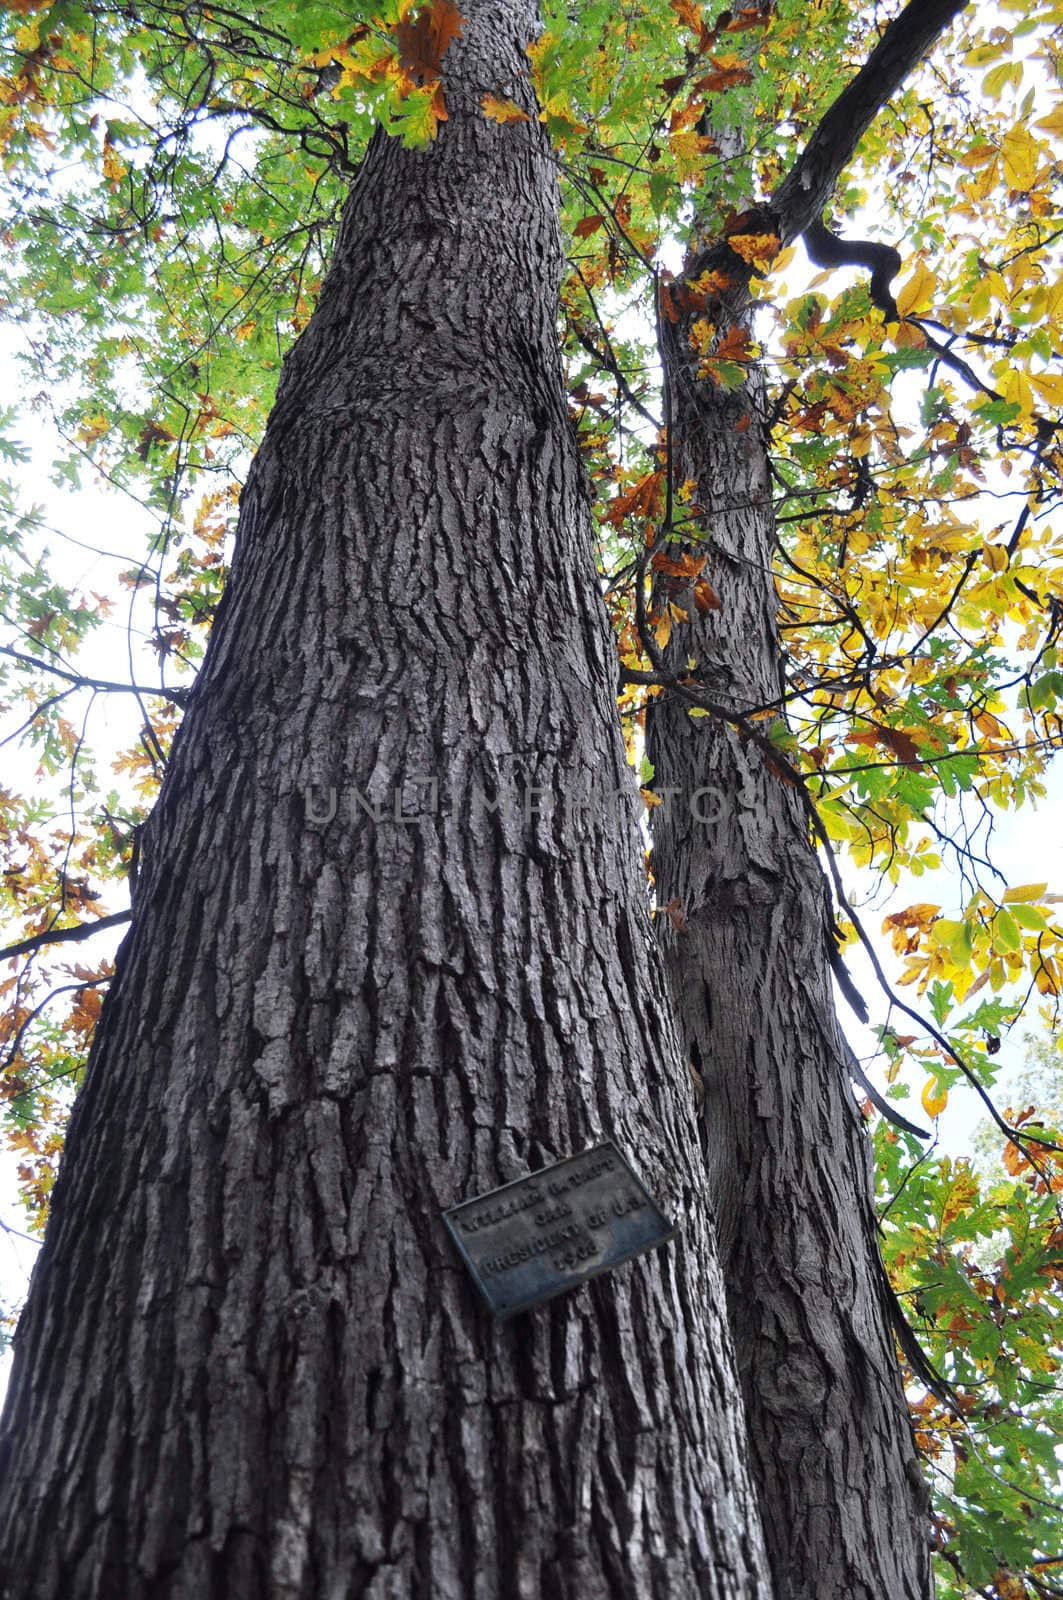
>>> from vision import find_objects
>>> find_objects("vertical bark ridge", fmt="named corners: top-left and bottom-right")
top-left (0, 4), bottom-right (769, 1596)
top-left (648, 274), bottom-right (933, 1598)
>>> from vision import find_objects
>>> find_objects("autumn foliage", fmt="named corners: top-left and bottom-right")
top-left (0, 0), bottom-right (1062, 1591)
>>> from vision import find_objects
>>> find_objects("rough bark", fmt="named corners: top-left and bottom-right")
top-left (644, 6), bottom-right (969, 1593)
top-left (0, 5), bottom-right (771, 1597)
top-left (646, 348), bottom-right (933, 1596)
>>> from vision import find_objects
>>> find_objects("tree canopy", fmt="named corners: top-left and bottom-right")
top-left (0, 1), bottom-right (1061, 1593)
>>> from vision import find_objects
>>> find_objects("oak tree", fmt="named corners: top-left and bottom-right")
top-left (0, 0), bottom-right (1061, 1596)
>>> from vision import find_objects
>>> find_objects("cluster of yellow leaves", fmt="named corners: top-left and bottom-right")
top-left (883, 885), bottom-right (1063, 1004)
top-left (755, 102), bottom-right (1063, 894)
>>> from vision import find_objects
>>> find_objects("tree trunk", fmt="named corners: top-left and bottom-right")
top-left (647, 275), bottom-right (933, 1595)
top-left (0, 5), bottom-right (772, 1597)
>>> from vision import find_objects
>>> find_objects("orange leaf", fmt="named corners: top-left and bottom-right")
top-left (395, 0), bottom-right (464, 84)
top-left (725, 6), bottom-right (770, 28)
top-left (696, 64), bottom-right (754, 93)
top-left (574, 214), bottom-right (605, 238)
top-left (669, 99), bottom-right (703, 134)
top-left (974, 708), bottom-right (1006, 740)
top-left (715, 324), bottom-right (751, 362)
top-left (659, 281), bottom-right (679, 323)
top-left (652, 550), bottom-right (705, 578)
top-left (604, 471), bottom-right (664, 527)
top-left (683, 268), bottom-right (733, 304)
top-left (1002, 1141), bottom-right (1026, 1176)
top-left (669, 0), bottom-right (713, 48)
top-left (481, 93), bottom-right (528, 124)
top-left (727, 230), bottom-right (780, 265)
top-left (693, 578), bottom-right (720, 613)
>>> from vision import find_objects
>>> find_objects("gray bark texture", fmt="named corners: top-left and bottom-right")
top-left (647, 259), bottom-right (934, 1600)
top-left (0, 4), bottom-right (772, 1598)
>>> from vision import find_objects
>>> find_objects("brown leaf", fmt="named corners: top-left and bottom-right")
top-left (715, 324), bottom-right (751, 362)
top-left (659, 282), bottom-right (679, 323)
top-left (395, 0), bottom-right (463, 84)
top-left (880, 727), bottom-right (923, 766)
top-left (137, 421), bottom-right (176, 461)
top-left (662, 895), bottom-right (688, 933)
top-left (724, 5), bottom-right (771, 29)
top-left (669, 0), bottom-right (702, 27)
top-left (652, 550), bottom-right (705, 579)
top-left (696, 63), bottom-right (754, 93)
top-left (604, 470), bottom-right (664, 527)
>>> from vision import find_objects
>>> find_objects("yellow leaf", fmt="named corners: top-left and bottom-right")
top-left (998, 366), bottom-right (1034, 420)
top-left (934, 918), bottom-right (973, 968)
top-left (668, 128), bottom-right (713, 173)
top-left (1001, 124), bottom-right (1039, 191)
top-left (102, 141), bottom-right (125, 188)
top-left (896, 261), bottom-right (936, 318)
top-left (963, 42), bottom-right (1009, 67)
top-left (974, 707), bottom-right (1007, 739)
top-left (957, 142), bottom-right (998, 169)
top-left (1030, 371), bottom-right (1063, 410)
top-left (727, 231), bottom-right (780, 268)
top-left (1002, 882), bottom-right (1048, 902)
top-left (982, 540), bottom-right (1009, 572)
top-left (941, 1163), bottom-right (979, 1226)
top-left (480, 93), bottom-right (529, 124)
top-left (1035, 105), bottom-right (1063, 138)
top-left (961, 159), bottom-right (999, 204)
top-left (76, 412), bottom-right (109, 444)
top-left (983, 60), bottom-right (1022, 99)
top-left (922, 1077), bottom-right (948, 1118)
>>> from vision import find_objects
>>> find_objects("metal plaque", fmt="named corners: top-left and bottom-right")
top-left (443, 1142), bottom-right (678, 1319)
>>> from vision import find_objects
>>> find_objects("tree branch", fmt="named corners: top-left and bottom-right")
top-left (771, 0), bottom-right (972, 242)
top-left (0, 646), bottom-right (192, 707)
top-left (0, 911), bottom-right (131, 966)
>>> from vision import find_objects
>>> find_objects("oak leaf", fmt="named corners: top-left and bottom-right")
top-left (395, 0), bottom-right (463, 85)
top-left (481, 93), bottom-right (528, 124)
top-left (726, 231), bottom-right (780, 268)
